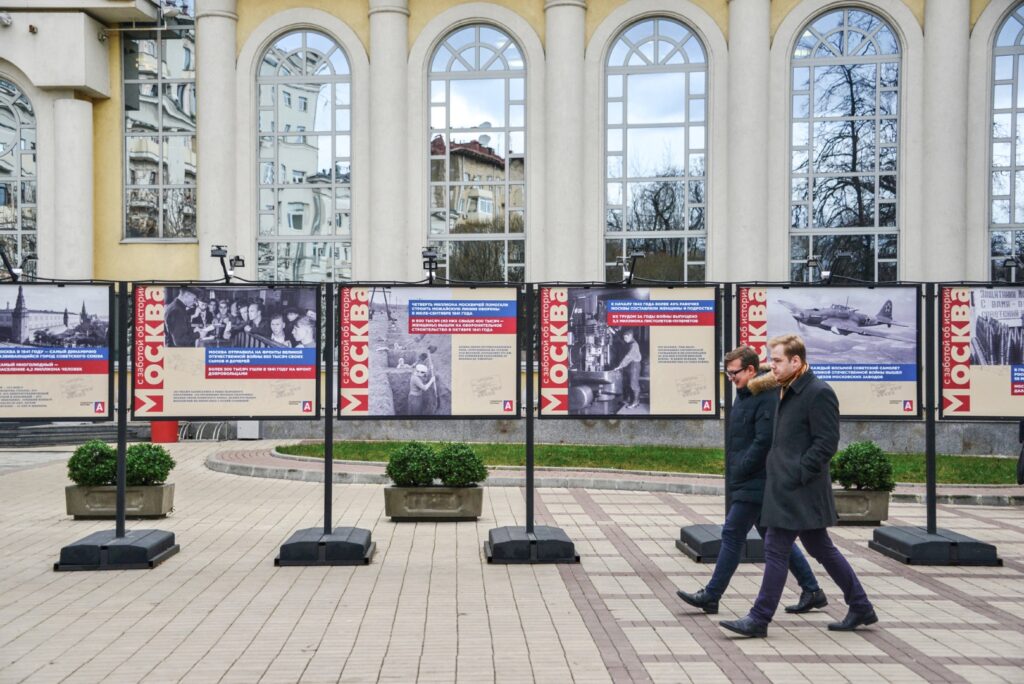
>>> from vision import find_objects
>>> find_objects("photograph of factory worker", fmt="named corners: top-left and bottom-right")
top-left (720, 334), bottom-right (876, 639)
top-left (613, 328), bottom-right (642, 409)
top-left (676, 345), bottom-right (825, 616)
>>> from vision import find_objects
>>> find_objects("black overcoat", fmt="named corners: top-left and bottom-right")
top-left (725, 373), bottom-right (778, 505)
top-left (760, 368), bottom-right (840, 530)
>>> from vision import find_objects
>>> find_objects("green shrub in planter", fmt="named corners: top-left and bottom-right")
top-left (435, 442), bottom-right (488, 487)
top-left (67, 440), bottom-right (117, 486)
top-left (832, 441), bottom-right (895, 492)
top-left (385, 441), bottom-right (436, 487)
top-left (126, 443), bottom-right (176, 486)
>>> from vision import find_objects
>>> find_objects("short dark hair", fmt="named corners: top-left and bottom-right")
top-left (723, 345), bottom-right (759, 372)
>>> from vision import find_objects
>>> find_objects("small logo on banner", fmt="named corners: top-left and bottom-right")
top-left (93, 401), bottom-right (105, 414)
top-left (502, 399), bottom-right (514, 412)
top-left (302, 400), bottom-right (313, 413)
top-left (903, 400), bottom-right (914, 412)
top-left (700, 399), bottom-right (712, 412)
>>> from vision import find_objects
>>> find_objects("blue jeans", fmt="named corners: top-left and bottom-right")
top-left (704, 500), bottom-right (820, 601)
top-left (750, 527), bottom-right (871, 625)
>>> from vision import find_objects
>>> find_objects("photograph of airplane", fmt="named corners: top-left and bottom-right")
top-left (777, 298), bottom-right (910, 340)
top-left (763, 287), bottom-right (917, 365)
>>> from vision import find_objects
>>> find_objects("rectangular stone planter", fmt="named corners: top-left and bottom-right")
top-left (65, 484), bottom-right (174, 519)
top-left (384, 486), bottom-right (483, 521)
top-left (834, 488), bottom-right (889, 526)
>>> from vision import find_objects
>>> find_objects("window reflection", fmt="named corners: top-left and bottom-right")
top-left (429, 25), bottom-right (526, 282)
top-left (605, 17), bottom-right (707, 282)
top-left (123, 27), bottom-right (196, 239)
top-left (0, 79), bottom-right (37, 275)
top-left (990, 6), bottom-right (1024, 282)
top-left (790, 8), bottom-right (900, 282)
top-left (256, 31), bottom-right (352, 281)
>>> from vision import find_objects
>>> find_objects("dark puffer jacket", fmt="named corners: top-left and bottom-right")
top-left (726, 369), bottom-right (779, 504)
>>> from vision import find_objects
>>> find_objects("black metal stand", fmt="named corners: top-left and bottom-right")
top-left (277, 285), bottom-right (374, 566)
top-left (485, 284), bottom-right (578, 564)
top-left (870, 284), bottom-right (1001, 566)
top-left (55, 283), bottom-right (180, 571)
top-left (677, 285), bottom-right (763, 562)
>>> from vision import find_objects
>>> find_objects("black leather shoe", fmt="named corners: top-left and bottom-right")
top-left (676, 588), bottom-right (719, 614)
top-left (827, 608), bottom-right (878, 631)
top-left (719, 616), bottom-right (768, 638)
top-left (785, 589), bottom-right (828, 614)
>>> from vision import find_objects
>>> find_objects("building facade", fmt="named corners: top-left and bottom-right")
top-left (0, 0), bottom-right (1018, 286)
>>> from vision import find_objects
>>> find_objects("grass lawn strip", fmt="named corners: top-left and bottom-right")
top-left (275, 441), bottom-right (1018, 486)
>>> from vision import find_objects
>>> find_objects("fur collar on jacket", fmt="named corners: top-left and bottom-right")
top-left (746, 364), bottom-right (779, 396)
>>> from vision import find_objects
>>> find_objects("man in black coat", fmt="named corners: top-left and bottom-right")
top-left (676, 346), bottom-right (825, 615)
top-left (164, 287), bottom-right (199, 348)
top-left (721, 334), bottom-right (877, 638)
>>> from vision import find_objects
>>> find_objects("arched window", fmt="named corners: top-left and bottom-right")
top-left (256, 30), bottom-right (352, 281)
top-left (0, 78), bottom-right (36, 276)
top-left (789, 8), bottom-right (900, 282)
top-left (427, 25), bottom-right (525, 282)
top-left (604, 17), bottom-right (707, 282)
top-left (991, 4), bottom-right (1024, 283)
top-left (123, 13), bottom-right (197, 240)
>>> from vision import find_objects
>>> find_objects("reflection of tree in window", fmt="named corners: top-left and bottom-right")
top-left (604, 18), bottom-right (707, 282)
top-left (428, 25), bottom-right (525, 281)
top-left (256, 30), bottom-right (352, 281)
top-left (790, 9), bottom-right (899, 282)
top-left (990, 6), bottom-right (1024, 283)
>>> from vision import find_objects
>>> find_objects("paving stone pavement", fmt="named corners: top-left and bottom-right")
top-left (0, 440), bottom-right (1021, 683)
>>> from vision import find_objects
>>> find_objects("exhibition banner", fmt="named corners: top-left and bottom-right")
top-left (0, 283), bottom-right (113, 420)
top-left (940, 286), bottom-right (1024, 418)
top-left (132, 284), bottom-right (320, 419)
top-left (538, 286), bottom-right (718, 417)
top-left (338, 286), bottom-right (520, 417)
top-left (738, 286), bottom-right (920, 418)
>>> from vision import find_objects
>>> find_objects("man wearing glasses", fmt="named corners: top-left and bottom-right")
top-left (676, 345), bottom-right (826, 617)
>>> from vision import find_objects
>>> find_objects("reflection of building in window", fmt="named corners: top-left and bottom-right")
top-left (603, 17), bottom-right (708, 283)
top-left (0, 78), bottom-right (38, 276)
top-left (789, 9), bottom-right (900, 283)
top-left (990, 6), bottom-right (1024, 284)
top-left (427, 25), bottom-right (526, 283)
top-left (122, 24), bottom-right (197, 239)
top-left (256, 30), bottom-right (353, 281)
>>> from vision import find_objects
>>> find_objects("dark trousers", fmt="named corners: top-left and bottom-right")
top-left (750, 527), bottom-right (872, 625)
top-left (705, 501), bottom-right (819, 600)
top-left (622, 362), bottom-right (640, 405)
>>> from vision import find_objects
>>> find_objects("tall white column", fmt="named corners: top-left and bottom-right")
top-left (921, 0), bottom-right (969, 281)
top-left (544, 0), bottom-right (586, 281)
top-left (726, 0), bottom-right (770, 281)
top-left (53, 98), bottom-right (94, 279)
top-left (368, 0), bottom-right (409, 279)
top-left (195, 0), bottom-right (237, 280)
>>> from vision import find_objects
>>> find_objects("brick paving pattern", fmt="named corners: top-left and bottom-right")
top-left (0, 441), bottom-right (1022, 683)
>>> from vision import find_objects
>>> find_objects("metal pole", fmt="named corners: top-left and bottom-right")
top-left (525, 283), bottom-right (535, 535)
top-left (324, 285), bottom-right (334, 536)
top-left (116, 283), bottom-right (128, 538)
top-left (722, 284), bottom-right (733, 515)
top-left (925, 283), bottom-right (937, 535)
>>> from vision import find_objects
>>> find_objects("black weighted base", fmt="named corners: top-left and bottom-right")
top-left (54, 529), bottom-right (179, 571)
top-left (275, 527), bottom-right (375, 566)
top-left (484, 525), bottom-right (579, 564)
top-left (870, 526), bottom-right (1001, 566)
top-left (676, 524), bottom-right (764, 563)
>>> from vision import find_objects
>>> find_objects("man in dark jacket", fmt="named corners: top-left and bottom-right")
top-left (165, 287), bottom-right (199, 348)
top-left (721, 334), bottom-right (877, 638)
top-left (676, 346), bottom-right (825, 615)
